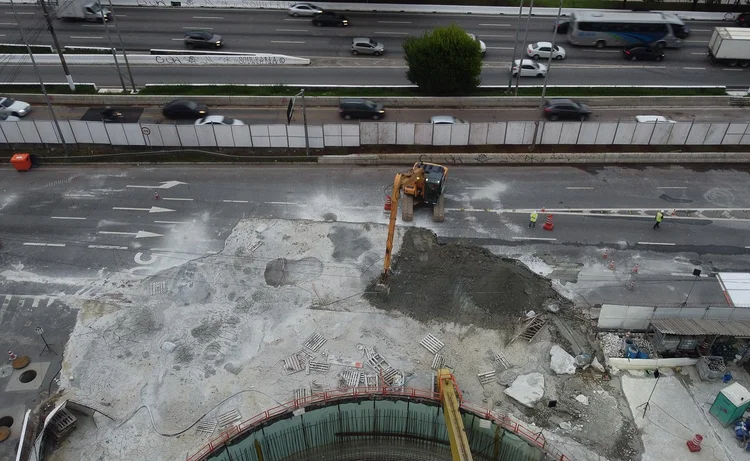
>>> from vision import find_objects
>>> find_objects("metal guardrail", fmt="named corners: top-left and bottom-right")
top-left (185, 386), bottom-right (573, 461)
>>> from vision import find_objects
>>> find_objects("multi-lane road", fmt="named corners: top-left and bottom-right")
top-left (0, 5), bottom-right (747, 87)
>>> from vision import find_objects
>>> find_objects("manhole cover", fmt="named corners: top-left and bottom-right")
top-left (0, 426), bottom-right (9, 442)
top-left (12, 356), bottom-right (30, 370)
top-left (19, 370), bottom-right (37, 383)
top-left (0, 417), bottom-right (12, 428)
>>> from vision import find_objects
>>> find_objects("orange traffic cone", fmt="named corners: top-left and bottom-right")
top-left (384, 195), bottom-right (392, 212)
top-left (686, 434), bottom-right (703, 452)
top-left (543, 214), bottom-right (554, 231)
top-left (154, 191), bottom-right (160, 200)
top-left (8, 350), bottom-right (16, 361)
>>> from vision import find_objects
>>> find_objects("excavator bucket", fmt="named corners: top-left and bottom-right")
top-left (374, 273), bottom-right (390, 295)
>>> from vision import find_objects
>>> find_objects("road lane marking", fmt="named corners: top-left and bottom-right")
top-left (266, 201), bottom-right (300, 205)
top-left (99, 230), bottom-right (164, 238)
top-left (723, 68), bottom-right (744, 71)
top-left (171, 38), bottom-right (184, 41)
top-left (512, 237), bottom-right (557, 241)
top-left (88, 244), bottom-right (128, 250)
top-left (271, 40), bottom-right (305, 44)
top-left (690, 52), bottom-right (706, 55)
top-left (591, 50), bottom-right (620, 53)
top-left (657, 186), bottom-right (687, 189)
top-left (51, 216), bottom-right (86, 220)
top-left (70, 36), bottom-right (103, 39)
top-left (155, 220), bottom-right (189, 224)
top-left (0, 22), bottom-right (17, 25)
top-left (479, 23), bottom-right (511, 26)
top-left (284, 18), bottom-right (308, 21)
top-left (161, 197), bottom-right (193, 201)
top-left (487, 46), bottom-right (513, 50)
top-left (690, 29), bottom-right (711, 32)
top-left (378, 20), bottom-right (411, 24)
top-left (193, 16), bottom-right (223, 19)
top-left (373, 31), bottom-right (409, 35)
top-left (746, 246), bottom-right (750, 249)
top-left (566, 187), bottom-right (594, 190)
top-left (637, 241), bottom-right (676, 246)
top-left (683, 67), bottom-right (706, 70)
top-left (112, 206), bottom-right (174, 213)
top-left (683, 40), bottom-right (706, 43)
top-left (183, 26), bottom-right (213, 29)
top-left (223, 199), bottom-right (249, 203)
top-left (5, 12), bottom-right (34, 14)
top-left (23, 242), bottom-right (65, 247)
top-left (480, 34), bottom-right (513, 38)
top-left (275, 28), bottom-right (308, 32)
top-left (127, 181), bottom-right (186, 189)
top-left (670, 272), bottom-right (705, 277)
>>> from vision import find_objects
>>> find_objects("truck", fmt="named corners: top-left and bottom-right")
top-left (56, 0), bottom-right (112, 22)
top-left (708, 27), bottom-right (750, 68)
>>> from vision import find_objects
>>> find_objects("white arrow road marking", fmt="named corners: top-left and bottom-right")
top-left (98, 231), bottom-right (164, 238)
top-left (126, 180), bottom-right (187, 189)
top-left (112, 206), bottom-right (175, 213)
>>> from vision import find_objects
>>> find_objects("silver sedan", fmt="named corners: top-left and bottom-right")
top-left (287, 3), bottom-right (322, 17)
top-left (0, 97), bottom-right (30, 117)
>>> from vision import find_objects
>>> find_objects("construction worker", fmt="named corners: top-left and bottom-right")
top-left (529, 210), bottom-right (539, 229)
top-left (653, 210), bottom-right (664, 229)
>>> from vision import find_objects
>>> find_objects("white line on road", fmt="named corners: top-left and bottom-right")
top-left (637, 241), bottom-right (676, 246)
top-left (154, 220), bottom-right (188, 224)
top-left (683, 40), bottom-right (706, 43)
top-left (512, 237), bottom-right (557, 241)
top-left (0, 34), bottom-right (6, 37)
top-left (171, 38), bottom-right (184, 41)
top-left (0, 296), bottom-right (11, 325)
top-left (479, 23), bottom-right (511, 26)
top-left (373, 31), bottom-right (409, 35)
top-left (70, 36), bottom-right (103, 39)
top-left (275, 28), bottom-right (308, 32)
top-left (283, 18), bottom-right (308, 21)
top-left (99, 230), bottom-right (164, 238)
top-left (690, 52), bottom-right (707, 55)
top-left (271, 40), bottom-right (305, 44)
top-left (479, 34), bottom-right (512, 38)
top-left (0, 22), bottom-right (17, 25)
top-left (683, 67), bottom-right (706, 70)
top-left (113, 206), bottom-right (174, 213)
top-left (690, 28), bottom-right (711, 32)
top-left (193, 16), bottom-right (223, 19)
top-left (223, 200), bottom-right (249, 203)
top-left (23, 242), bottom-right (65, 247)
top-left (656, 186), bottom-right (687, 189)
top-left (487, 46), bottom-right (514, 50)
top-left (266, 201), bottom-right (300, 205)
top-left (670, 272), bottom-right (705, 277)
top-left (5, 11), bottom-right (33, 14)
top-left (377, 20), bottom-right (411, 24)
top-left (88, 244), bottom-right (129, 250)
top-left (723, 68), bottom-right (744, 71)
top-left (566, 187), bottom-right (594, 190)
top-left (183, 26), bottom-right (213, 29)
top-left (51, 216), bottom-right (86, 220)
top-left (161, 197), bottom-right (194, 201)
top-left (591, 50), bottom-right (620, 53)
top-left (746, 246), bottom-right (750, 249)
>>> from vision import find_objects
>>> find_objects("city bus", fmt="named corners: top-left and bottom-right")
top-left (566, 11), bottom-right (690, 49)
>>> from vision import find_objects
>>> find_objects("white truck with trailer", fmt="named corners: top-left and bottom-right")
top-left (56, 0), bottom-right (112, 22)
top-left (708, 27), bottom-right (750, 68)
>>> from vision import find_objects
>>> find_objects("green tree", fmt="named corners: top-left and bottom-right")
top-left (403, 25), bottom-right (483, 95)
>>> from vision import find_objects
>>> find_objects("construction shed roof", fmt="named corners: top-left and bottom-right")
top-left (650, 318), bottom-right (750, 337)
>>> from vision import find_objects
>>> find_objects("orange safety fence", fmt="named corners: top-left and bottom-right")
top-left (186, 386), bottom-right (573, 461)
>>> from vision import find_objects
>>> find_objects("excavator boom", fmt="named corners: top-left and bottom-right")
top-left (437, 368), bottom-right (473, 461)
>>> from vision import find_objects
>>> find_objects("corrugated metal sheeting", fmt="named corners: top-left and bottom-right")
top-left (650, 318), bottom-right (750, 337)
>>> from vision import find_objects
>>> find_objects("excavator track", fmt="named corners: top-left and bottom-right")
top-left (433, 195), bottom-right (445, 222)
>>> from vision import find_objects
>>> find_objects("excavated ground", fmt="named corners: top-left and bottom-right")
top-left (366, 228), bottom-right (571, 328)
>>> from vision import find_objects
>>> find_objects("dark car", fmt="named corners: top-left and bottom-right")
top-left (339, 98), bottom-right (384, 120)
top-left (554, 19), bottom-right (569, 34)
top-left (163, 99), bottom-right (208, 119)
top-left (622, 44), bottom-right (664, 61)
top-left (312, 11), bottom-right (348, 27)
top-left (184, 31), bottom-right (223, 49)
top-left (542, 99), bottom-right (591, 121)
top-left (738, 13), bottom-right (750, 27)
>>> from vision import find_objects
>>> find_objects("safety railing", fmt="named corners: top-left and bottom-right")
top-left (186, 386), bottom-right (573, 461)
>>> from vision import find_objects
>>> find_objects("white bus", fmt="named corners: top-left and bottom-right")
top-left (567, 11), bottom-right (690, 49)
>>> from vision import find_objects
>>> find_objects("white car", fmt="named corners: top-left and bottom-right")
top-left (195, 116), bottom-right (245, 126)
top-left (430, 115), bottom-right (466, 125)
top-left (511, 59), bottom-right (548, 78)
top-left (526, 41), bottom-right (566, 60)
top-left (287, 3), bottom-right (322, 16)
top-left (0, 97), bottom-right (30, 117)
top-left (467, 33), bottom-right (487, 57)
top-left (635, 115), bottom-right (676, 123)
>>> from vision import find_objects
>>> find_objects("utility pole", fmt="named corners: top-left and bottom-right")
top-left (99, 6), bottom-right (127, 92)
top-left (531, 0), bottom-right (563, 148)
top-left (506, 0), bottom-right (525, 91)
top-left (38, 0), bottom-right (75, 90)
top-left (300, 89), bottom-right (309, 157)
top-left (10, 0), bottom-right (69, 156)
top-left (514, 0), bottom-right (535, 96)
top-left (106, 0), bottom-right (136, 92)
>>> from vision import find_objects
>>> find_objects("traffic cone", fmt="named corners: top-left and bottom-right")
top-left (686, 434), bottom-right (703, 452)
top-left (384, 195), bottom-right (392, 212)
top-left (542, 214), bottom-right (554, 231)
top-left (154, 191), bottom-right (160, 200)
top-left (632, 264), bottom-right (640, 274)
top-left (8, 350), bottom-right (16, 361)
top-left (603, 250), bottom-right (608, 259)
top-left (609, 261), bottom-right (616, 270)
top-left (671, 209), bottom-right (677, 216)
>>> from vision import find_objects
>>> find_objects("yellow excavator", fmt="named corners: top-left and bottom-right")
top-left (378, 161), bottom-right (448, 289)
top-left (438, 368), bottom-right (474, 461)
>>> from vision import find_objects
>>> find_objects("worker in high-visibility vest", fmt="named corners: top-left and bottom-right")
top-left (529, 210), bottom-right (539, 229)
top-left (653, 210), bottom-right (664, 229)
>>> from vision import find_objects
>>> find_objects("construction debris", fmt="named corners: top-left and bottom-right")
top-left (550, 345), bottom-right (577, 375)
top-left (217, 409), bottom-right (241, 428)
top-left (420, 334), bottom-right (445, 354)
top-left (431, 354), bottom-right (446, 370)
top-left (303, 333), bottom-right (327, 353)
top-left (477, 370), bottom-right (497, 386)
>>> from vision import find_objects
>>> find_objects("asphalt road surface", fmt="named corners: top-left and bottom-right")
top-left (0, 5), bottom-right (746, 87)
top-left (25, 103), bottom-right (750, 124)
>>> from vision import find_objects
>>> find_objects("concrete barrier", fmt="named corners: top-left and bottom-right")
top-left (607, 357), bottom-right (699, 370)
top-left (0, 53), bottom-right (311, 66)
top-left (318, 151), bottom-right (750, 165)
top-left (3, 93), bottom-right (733, 108)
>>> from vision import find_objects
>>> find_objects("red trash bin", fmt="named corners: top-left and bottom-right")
top-left (10, 153), bottom-right (32, 172)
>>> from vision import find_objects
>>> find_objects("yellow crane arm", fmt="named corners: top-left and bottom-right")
top-left (379, 167), bottom-right (424, 286)
top-left (437, 368), bottom-right (473, 461)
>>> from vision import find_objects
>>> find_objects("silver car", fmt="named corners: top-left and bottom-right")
top-left (287, 3), bottom-right (322, 17)
top-left (430, 116), bottom-right (466, 125)
top-left (195, 115), bottom-right (245, 126)
top-left (351, 37), bottom-right (385, 56)
top-left (0, 97), bottom-right (30, 117)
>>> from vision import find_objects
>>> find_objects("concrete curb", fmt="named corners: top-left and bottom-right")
top-left (7, 94), bottom-right (733, 108)
top-left (0, 53), bottom-right (310, 66)
top-left (318, 151), bottom-right (750, 165)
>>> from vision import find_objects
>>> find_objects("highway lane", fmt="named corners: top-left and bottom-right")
top-left (25, 103), bottom-right (750, 124)
top-left (5, 59), bottom-right (747, 87)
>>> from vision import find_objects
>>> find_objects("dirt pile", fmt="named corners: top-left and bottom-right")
top-left (366, 228), bottom-right (569, 328)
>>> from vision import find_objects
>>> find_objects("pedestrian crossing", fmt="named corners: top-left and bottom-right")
top-left (0, 294), bottom-right (58, 326)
